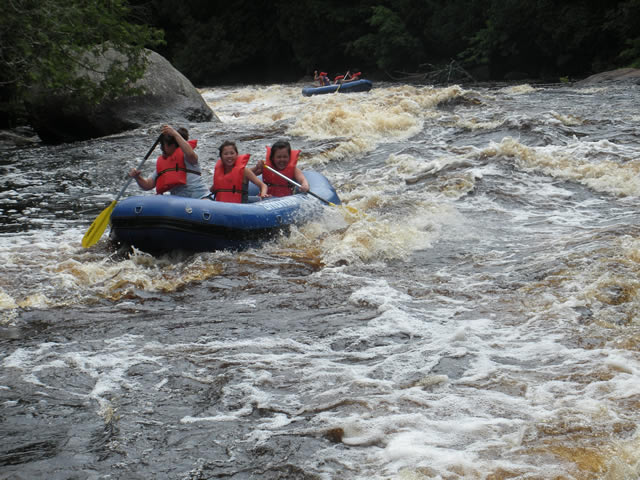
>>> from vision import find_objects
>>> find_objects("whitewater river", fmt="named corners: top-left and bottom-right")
top-left (1, 81), bottom-right (640, 479)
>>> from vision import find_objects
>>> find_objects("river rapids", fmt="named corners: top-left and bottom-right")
top-left (1, 81), bottom-right (639, 479)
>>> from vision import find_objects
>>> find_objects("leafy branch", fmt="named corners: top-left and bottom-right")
top-left (0, 0), bottom-right (164, 124)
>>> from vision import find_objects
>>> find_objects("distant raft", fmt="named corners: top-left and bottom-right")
top-left (109, 171), bottom-right (340, 254)
top-left (302, 79), bottom-right (373, 97)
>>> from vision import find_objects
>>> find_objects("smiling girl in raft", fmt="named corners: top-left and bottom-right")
top-left (252, 140), bottom-right (310, 197)
top-left (209, 140), bottom-right (269, 203)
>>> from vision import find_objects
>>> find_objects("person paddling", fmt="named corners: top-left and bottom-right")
top-left (128, 125), bottom-right (209, 198)
top-left (334, 71), bottom-right (349, 84)
top-left (210, 140), bottom-right (268, 203)
top-left (253, 140), bottom-right (309, 197)
top-left (336, 70), bottom-right (361, 84)
top-left (344, 71), bottom-right (362, 82)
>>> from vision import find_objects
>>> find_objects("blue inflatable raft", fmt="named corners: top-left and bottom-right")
top-left (302, 79), bottom-right (373, 97)
top-left (109, 171), bottom-right (340, 253)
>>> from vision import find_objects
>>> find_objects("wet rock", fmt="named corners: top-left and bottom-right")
top-left (576, 68), bottom-right (640, 86)
top-left (436, 91), bottom-right (484, 111)
top-left (26, 48), bottom-right (219, 144)
top-left (431, 355), bottom-right (471, 380)
top-left (324, 427), bottom-right (345, 443)
top-left (0, 128), bottom-right (40, 147)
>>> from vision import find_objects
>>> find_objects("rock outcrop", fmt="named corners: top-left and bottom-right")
top-left (576, 68), bottom-right (640, 86)
top-left (26, 49), bottom-right (219, 144)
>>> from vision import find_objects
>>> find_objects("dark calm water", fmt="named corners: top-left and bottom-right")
top-left (1, 82), bottom-right (640, 479)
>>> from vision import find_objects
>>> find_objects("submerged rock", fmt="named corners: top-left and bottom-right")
top-left (26, 49), bottom-right (219, 144)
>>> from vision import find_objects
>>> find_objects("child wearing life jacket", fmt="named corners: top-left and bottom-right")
top-left (253, 140), bottom-right (310, 197)
top-left (129, 124), bottom-right (209, 198)
top-left (210, 140), bottom-right (268, 203)
top-left (345, 71), bottom-right (361, 82)
top-left (335, 71), bottom-right (362, 84)
top-left (314, 70), bottom-right (330, 86)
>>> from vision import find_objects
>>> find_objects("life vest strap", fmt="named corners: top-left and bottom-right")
top-left (157, 166), bottom-right (201, 177)
top-left (265, 181), bottom-right (294, 192)
top-left (212, 185), bottom-right (248, 194)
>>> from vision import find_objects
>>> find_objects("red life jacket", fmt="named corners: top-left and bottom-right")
top-left (156, 139), bottom-right (199, 194)
top-left (351, 72), bottom-right (362, 80)
top-left (212, 154), bottom-right (250, 203)
top-left (263, 147), bottom-right (300, 197)
top-left (334, 75), bottom-right (345, 82)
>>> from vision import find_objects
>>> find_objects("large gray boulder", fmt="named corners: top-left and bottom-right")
top-left (27, 49), bottom-right (219, 144)
top-left (576, 68), bottom-right (640, 86)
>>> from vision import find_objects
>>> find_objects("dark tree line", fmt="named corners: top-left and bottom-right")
top-left (2, 0), bottom-right (639, 127)
top-left (135, 0), bottom-right (640, 84)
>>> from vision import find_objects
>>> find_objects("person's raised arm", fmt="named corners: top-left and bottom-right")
top-left (163, 124), bottom-right (198, 165)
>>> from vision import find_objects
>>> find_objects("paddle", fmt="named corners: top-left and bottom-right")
top-left (264, 165), bottom-right (361, 215)
top-left (81, 135), bottom-right (162, 248)
top-left (335, 70), bottom-right (350, 94)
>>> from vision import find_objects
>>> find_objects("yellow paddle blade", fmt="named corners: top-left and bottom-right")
top-left (326, 200), bottom-right (361, 216)
top-left (82, 200), bottom-right (116, 248)
top-left (342, 204), bottom-right (359, 214)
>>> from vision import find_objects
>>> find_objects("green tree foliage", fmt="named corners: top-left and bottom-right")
top-left (420, 0), bottom-right (489, 63)
top-left (460, 0), bottom-right (633, 79)
top-left (3, 0), bottom-right (640, 128)
top-left (275, 1), bottom-right (371, 75)
top-left (348, 4), bottom-right (423, 71)
top-left (142, 0), bottom-right (371, 83)
top-left (0, 0), bottom-right (163, 126)
top-left (141, 0), bottom-right (638, 84)
top-left (141, 0), bottom-right (291, 84)
top-left (605, 0), bottom-right (640, 68)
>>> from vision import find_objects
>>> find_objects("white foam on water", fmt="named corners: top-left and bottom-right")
top-left (499, 84), bottom-right (538, 95)
top-left (3, 334), bottom-right (163, 418)
top-left (159, 258), bottom-right (638, 477)
top-left (180, 414), bottom-right (246, 423)
top-left (201, 84), bottom-right (469, 167)
top-left (480, 136), bottom-right (640, 197)
top-left (3, 83), bottom-right (640, 478)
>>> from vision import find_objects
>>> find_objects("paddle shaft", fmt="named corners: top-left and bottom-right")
top-left (264, 165), bottom-right (334, 206)
top-left (116, 134), bottom-right (162, 201)
top-left (81, 134), bottom-right (162, 248)
top-left (336, 70), bottom-right (350, 93)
